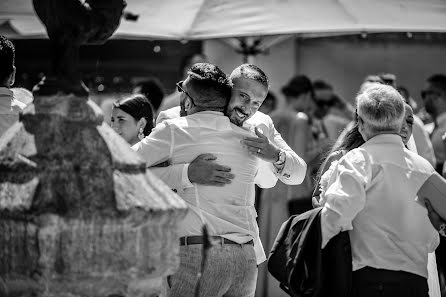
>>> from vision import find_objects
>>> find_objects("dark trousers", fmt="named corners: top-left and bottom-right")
top-left (352, 267), bottom-right (428, 297)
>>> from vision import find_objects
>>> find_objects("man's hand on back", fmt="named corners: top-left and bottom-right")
top-left (241, 127), bottom-right (280, 163)
top-left (188, 154), bottom-right (234, 186)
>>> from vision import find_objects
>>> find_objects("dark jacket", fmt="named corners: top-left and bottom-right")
top-left (268, 208), bottom-right (352, 297)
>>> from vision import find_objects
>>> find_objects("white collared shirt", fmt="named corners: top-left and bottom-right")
top-left (0, 87), bottom-right (26, 137)
top-left (133, 111), bottom-right (267, 263)
top-left (321, 134), bottom-right (439, 278)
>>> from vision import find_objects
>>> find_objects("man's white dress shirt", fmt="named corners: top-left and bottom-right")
top-left (154, 106), bottom-right (307, 189)
top-left (321, 134), bottom-right (439, 278)
top-left (133, 111), bottom-right (272, 264)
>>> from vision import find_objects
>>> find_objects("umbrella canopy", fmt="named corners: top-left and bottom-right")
top-left (1, 0), bottom-right (446, 40)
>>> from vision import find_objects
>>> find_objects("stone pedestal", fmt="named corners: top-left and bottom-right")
top-left (0, 84), bottom-right (188, 297)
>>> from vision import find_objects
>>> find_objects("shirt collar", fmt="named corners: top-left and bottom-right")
top-left (364, 133), bottom-right (404, 147)
top-left (192, 110), bottom-right (224, 116)
top-left (0, 87), bottom-right (13, 97)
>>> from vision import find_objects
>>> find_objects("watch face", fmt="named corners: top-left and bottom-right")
top-left (276, 151), bottom-right (285, 164)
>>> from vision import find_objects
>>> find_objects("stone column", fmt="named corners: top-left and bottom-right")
top-left (0, 1), bottom-right (187, 296)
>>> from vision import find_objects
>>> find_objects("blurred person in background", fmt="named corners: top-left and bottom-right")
top-left (133, 77), bottom-right (165, 114)
top-left (312, 80), bottom-right (353, 141)
top-left (398, 85), bottom-right (419, 113)
top-left (258, 91), bottom-right (277, 115)
top-left (422, 74), bottom-right (446, 293)
top-left (110, 94), bottom-right (154, 146)
top-left (256, 75), bottom-right (323, 297)
top-left (379, 72), bottom-right (397, 88)
top-left (157, 53), bottom-right (208, 112)
top-left (398, 85), bottom-right (436, 167)
top-left (0, 35), bottom-right (26, 137)
top-left (422, 74), bottom-right (446, 173)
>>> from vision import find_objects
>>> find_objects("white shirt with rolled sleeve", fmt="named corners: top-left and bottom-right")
top-left (321, 134), bottom-right (439, 278)
top-left (154, 106), bottom-right (307, 189)
top-left (133, 110), bottom-right (274, 264)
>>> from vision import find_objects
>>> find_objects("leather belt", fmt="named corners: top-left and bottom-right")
top-left (179, 236), bottom-right (254, 246)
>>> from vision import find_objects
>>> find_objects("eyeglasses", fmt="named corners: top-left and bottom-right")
top-left (176, 80), bottom-right (196, 105)
top-left (421, 89), bottom-right (441, 100)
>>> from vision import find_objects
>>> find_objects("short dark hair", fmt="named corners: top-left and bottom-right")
top-left (134, 78), bottom-right (165, 111)
top-left (281, 75), bottom-right (313, 98)
top-left (0, 35), bottom-right (15, 84)
top-left (313, 80), bottom-right (333, 91)
top-left (396, 85), bottom-right (409, 103)
top-left (427, 74), bottom-right (446, 93)
top-left (113, 94), bottom-right (154, 136)
top-left (187, 63), bottom-right (232, 109)
top-left (230, 64), bottom-right (269, 89)
top-left (379, 73), bottom-right (397, 87)
top-left (363, 75), bottom-right (384, 84)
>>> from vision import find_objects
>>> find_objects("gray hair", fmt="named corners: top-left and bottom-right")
top-left (356, 84), bottom-right (405, 134)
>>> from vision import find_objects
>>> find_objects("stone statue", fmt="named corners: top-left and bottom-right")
top-left (0, 1), bottom-right (187, 296)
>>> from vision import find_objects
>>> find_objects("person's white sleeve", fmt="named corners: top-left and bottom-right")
top-left (320, 149), bottom-right (371, 248)
top-left (131, 121), bottom-right (172, 167)
top-left (270, 121), bottom-right (307, 185)
top-left (412, 116), bottom-right (436, 167)
top-left (150, 164), bottom-right (193, 190)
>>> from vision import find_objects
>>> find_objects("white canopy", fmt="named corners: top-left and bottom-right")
top-left (1, 0), bottom-right (446, 40)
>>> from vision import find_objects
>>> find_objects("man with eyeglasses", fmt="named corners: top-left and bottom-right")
top-left (133, 63), bottom-right (295, 297)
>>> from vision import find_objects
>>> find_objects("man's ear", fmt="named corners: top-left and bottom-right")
top-left (8, 66), bottom-right (16, 87)
top-left (184, 97), bottom-right (194, 112)
top-left (357, 116), bottom-right (368, 139)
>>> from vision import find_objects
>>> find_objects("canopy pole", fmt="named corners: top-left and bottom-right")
top-left (222, 35), bottom-right (293, 64)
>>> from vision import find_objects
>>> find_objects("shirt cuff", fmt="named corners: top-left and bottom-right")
top-left (273, 161), bottom-right (285, 173)
top-left (182, 163), bottom-right (194, 188)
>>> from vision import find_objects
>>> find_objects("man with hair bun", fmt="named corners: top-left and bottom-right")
top-left (320, 84), bottom-right (439, 296)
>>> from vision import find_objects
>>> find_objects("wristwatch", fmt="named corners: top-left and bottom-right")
top-left (274, 150), bottom-right (286, 166)
top-left (440, 223), bottom-right (446, 237)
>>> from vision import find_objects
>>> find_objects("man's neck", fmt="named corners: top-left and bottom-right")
top-left (365, 130), bottom-right (400, 141)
